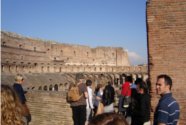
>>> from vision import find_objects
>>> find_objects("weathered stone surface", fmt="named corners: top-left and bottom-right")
top-left (1, 31), bottom-right (147, 125)
top-left (1, 31), bottom-right (130, 70)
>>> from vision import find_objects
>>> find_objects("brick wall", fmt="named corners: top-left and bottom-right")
top-left (26, 91), bottom-right (73, 125)
top-left (147, 0), bottom-right (186, 124)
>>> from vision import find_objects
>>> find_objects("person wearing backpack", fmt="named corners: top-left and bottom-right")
top-left (68, 73), bottom-right (88, 125)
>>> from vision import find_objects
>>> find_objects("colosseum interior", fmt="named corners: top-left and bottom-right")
top-left (1, 0), bottom-right (186, 124)
top-left (1, 31), bottom-right (147, 125)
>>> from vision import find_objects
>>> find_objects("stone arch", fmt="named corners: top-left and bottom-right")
top-left (54, 84), bottom-right (58, 91)
top-left (58, 83), bottom-right (64, 91)
top-left (1, 65), bottom-right (4, 72)
top-left (49, 84), bottom-right (53, 91)
top-left (8, 65), bottom-right (11, 72)
top-left (120, 73), bottom-right (126, 84)
top-left (64, 82), bottom-right (69, 90)
top-left (34, 47), bottom-right (36, 51)
top-left (38, 86), bottom-right (42, 90)
top-left (43, 85), bottom-right (48, 91)
top-left (104, 73), bottom-right (112, 83)
top-left (59, 67), bottom-right (62, 72)
top-left (19, 44), bottom-right (22, 49)
top-left (94, 67), bottom-right (96, 72)
top-left (100, 67), bottom-right (102, 71)
top-left (41, 66), bottom-right (44, 72)
top-left (54, 66), bottom-right (56, 72)
top-left (114, 73), bottom-right (120, 85)
top-left (2, 41), bottom-right (6, 46)
top-left (15, 66), bottom-right (18, 72)
top-left (47, 66), bottom-right (50, 72)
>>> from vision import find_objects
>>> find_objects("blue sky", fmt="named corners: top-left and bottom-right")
top-left (1, 0), bottom-right (147, 65)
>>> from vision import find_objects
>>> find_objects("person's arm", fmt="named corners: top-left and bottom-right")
top-left (84, 91), bottom-right (88, 98)
top-left (96, 96), bottom-right (102, 100)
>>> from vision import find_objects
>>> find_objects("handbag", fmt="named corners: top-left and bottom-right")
top-left (96, 102), bottom-right (104, 116)
top-left (123, 96), bottom-right (130, 108)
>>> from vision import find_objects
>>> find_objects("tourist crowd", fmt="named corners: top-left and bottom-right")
top-left (1, 74), bottom-right (180, 125)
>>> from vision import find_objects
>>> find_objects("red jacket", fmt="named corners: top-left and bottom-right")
top-left (121, 82), bottom-right (131, 96)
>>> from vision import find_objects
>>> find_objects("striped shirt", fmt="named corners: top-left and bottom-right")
top-left (154, 93), bottom-right (180, 125)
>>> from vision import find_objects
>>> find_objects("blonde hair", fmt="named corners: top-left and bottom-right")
top-left (1, 84), bottom-right (25, 125)
top-left (15, 74), bottom-right (24, 82)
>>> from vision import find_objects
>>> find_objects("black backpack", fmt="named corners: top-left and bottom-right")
top-left (102, 85), bottom-right (115, 106)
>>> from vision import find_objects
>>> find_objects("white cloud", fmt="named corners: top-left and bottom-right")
top-left (126, 49), bottom-right (147, 65)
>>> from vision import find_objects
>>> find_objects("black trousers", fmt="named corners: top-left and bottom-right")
top-left (72, 105), bottom-right (86, 125)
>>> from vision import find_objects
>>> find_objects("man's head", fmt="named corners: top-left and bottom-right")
top-left (136, 81), bottom-right (147, 94)
top-left (156, 74), bottom-right (172, 95)
top-left (75, 73), bottom-right (84, 83)
top-left (86, 79), bottom-right (92, 86)
top-left (125, 76), bottom-right (133, 83)
top-left (15, 74), bottom-right (24, 84)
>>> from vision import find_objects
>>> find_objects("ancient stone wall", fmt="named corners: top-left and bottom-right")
top-left (147, 0), bottom-right (186, 124)
top-left (1, 31), bottom-right (148, 74)
top-left (1, 31), bottom-right (130, 70)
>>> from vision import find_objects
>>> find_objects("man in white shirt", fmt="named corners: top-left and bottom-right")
top-left (85, 79), bottom-right (94, 125)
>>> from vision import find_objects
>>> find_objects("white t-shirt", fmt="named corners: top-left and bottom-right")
top-left (86, 86), bottom-right (94, 109)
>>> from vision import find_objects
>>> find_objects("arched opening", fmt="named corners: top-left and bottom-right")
top-left (15, 66), bottom-right (18, 72)
top-left (1, 65), bottom-right (4, 72)
top-left (38, 86), bottom-right (42, 90)
top-left (49, 84), bottom-right (53, 91)
top-left (43, 85), bottom-right (48, 91)
top-left (47, 66), bottom-right (50, 72)
top-left (41, 66), bottom-right (44, 72)
top-left (19, 44), bottom-right (22, 48)
top-left (100, 67), bottom-right (102, 71)
top-left (54, 84), bottom-right (58, 91)
top-left (2, 41), bottom-right (6, 46)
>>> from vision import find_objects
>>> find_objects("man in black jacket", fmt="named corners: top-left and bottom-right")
top-left (131, 80), bottom-right (150, 125)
